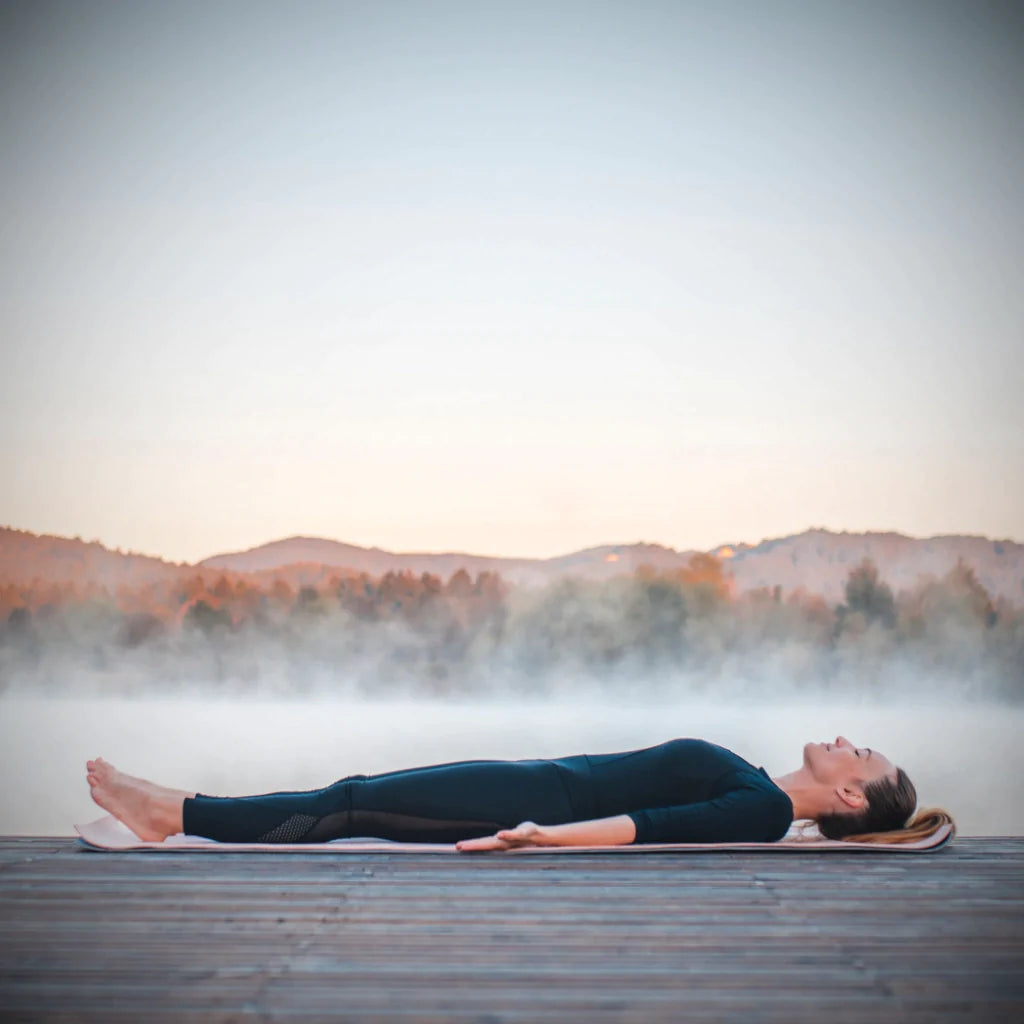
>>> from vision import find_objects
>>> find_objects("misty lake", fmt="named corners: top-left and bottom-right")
top-left (2, 695), bottom-right (1021, 837)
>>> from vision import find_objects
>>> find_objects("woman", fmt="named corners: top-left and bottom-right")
top-left (85, 735), bottom-right (953, 850)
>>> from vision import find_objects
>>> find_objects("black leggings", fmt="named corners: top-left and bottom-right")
top-left (183, 756), bottom-right (582, 844)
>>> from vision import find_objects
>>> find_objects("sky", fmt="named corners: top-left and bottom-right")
top-left (1, 0), bottom-right (1022, 564)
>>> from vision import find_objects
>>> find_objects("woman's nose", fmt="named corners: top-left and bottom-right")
top-left (836, 736), bottom-right (852, 748)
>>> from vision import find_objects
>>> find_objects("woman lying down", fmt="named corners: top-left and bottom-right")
top-left (85, 734), bottom-right (953, 850)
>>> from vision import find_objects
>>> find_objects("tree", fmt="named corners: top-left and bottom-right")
top-left (624, 577), bottom-right (688, 665)
top-left (835, 559), bottom-right (896, 636)
top-left (446, 569), bottom-right (474, 600)
top-left (117, 612), bottom-right (164, 648)
top-left (184, 599), bottom-right (231, 635)
top-left (212, 576), bottom-right (233, 602)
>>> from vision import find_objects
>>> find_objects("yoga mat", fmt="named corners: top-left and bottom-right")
top-left (75, 815), bottom-right (953, 853)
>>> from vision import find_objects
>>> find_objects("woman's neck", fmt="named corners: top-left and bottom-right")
top-left (771, 768), bottom-right (827, 822)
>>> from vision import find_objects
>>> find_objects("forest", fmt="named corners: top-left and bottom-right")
top-left (1, 552), bottom-right (1020, 701)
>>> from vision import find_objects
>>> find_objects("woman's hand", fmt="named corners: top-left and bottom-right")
top-left (455, 821), bottom-right (560, 852)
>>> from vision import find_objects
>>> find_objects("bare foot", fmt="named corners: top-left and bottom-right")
top-left (86, 758), bottom-right (192, 841)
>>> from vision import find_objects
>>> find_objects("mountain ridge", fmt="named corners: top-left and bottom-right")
top-left (2, 525), bottom-right (1021, 603)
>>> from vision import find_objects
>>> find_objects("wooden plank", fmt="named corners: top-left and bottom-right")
top-left (0, 837), bottom-right (1021, 1022)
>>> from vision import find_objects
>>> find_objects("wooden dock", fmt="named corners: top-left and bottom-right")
top-left (1, 836), bottom-right (1022, 1022)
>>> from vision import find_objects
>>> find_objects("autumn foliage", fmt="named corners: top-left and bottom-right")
top-left (1, 534), bottom-right (1021, 700)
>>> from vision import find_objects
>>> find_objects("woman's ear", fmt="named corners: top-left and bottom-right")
top-left (835, 784), bottom-right (865, 811)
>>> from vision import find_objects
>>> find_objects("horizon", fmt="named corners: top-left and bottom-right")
top-left (3, 519), bottom-right (1021, 569)
top-left (2, 3), bottom-right (1022, 565)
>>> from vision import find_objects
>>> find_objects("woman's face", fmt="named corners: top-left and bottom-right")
top-left (803, 735), bottom-right (897, 790)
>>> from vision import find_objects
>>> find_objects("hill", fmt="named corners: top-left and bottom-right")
top-left (198, 530), bottom-right (1023, 602)
top-left (197, 537), bottom-right (698, 587)
top-left (0, 527), bottom-right (189, 590)
top-left (2, 525), bottom-right (1022, 604)
top-left (720, 529), bottom-right (1023, 604)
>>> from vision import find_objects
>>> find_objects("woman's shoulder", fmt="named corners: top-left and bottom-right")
top-left (658, 738), bottom-right (782, 789)
top-left (656, 736), bottom-right (750, 764)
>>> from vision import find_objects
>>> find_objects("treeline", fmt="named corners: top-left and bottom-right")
top-left (0, 557), bottom-right (1021, 699)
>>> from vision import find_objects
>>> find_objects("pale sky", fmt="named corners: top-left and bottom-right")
top-left (2, 1), bottom-right (1022, 564)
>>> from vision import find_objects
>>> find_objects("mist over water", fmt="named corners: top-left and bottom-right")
top-left (4, 692), bottom-right (1021, 837)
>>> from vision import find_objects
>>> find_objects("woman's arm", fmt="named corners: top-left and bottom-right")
top-left (456, 814), bottom-right (636, 851)
top-left (457, 776), bottom-right (793, 850)
top-left (628, 783), bottom-right (793, 844)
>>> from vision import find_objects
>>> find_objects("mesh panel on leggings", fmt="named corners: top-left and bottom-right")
top-left (303, 809), bottom-right (509, 844)
top-left (257, 813), bottom-right (319, 843)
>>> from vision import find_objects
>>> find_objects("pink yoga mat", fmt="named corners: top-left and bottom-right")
top-left (75, 815), bottom-right (953, 853)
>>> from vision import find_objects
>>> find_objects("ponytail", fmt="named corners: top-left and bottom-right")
top-left (831, 806), bottom-right (956, 845)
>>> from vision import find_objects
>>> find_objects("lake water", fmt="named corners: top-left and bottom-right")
top-left (2, 695), bottom-right (1020, 836)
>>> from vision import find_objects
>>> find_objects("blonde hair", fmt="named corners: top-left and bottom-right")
top-left (817, 767), bottom-right (956, 845)
top-left (832, 806), bottom-right (956, 845)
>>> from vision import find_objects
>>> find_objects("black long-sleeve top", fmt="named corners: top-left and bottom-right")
top-left (549, 737), bottom-right (795, 844)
